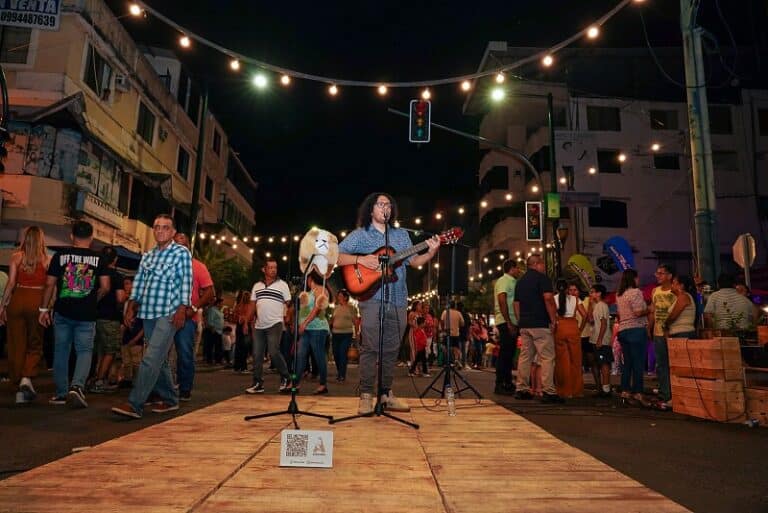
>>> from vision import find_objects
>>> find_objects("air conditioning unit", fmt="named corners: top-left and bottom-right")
top-left (114, 74), bottom-right (130, 92)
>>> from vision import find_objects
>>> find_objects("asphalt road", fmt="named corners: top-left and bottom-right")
top-left (1, 362), bottom-right (767, 513)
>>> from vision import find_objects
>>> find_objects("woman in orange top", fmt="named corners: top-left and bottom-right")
top-left (0, 226), bottom-right (50, 404)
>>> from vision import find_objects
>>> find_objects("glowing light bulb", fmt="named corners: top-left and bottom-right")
top-left (249, 249), bottom-right (254, 254)
top-left (394, 221), bottom-right (400, 228)
top-left (280, 236), bottom-right (287, 243)
top-left (377, 85), bottom-right (388, 96)
top-left (559, 177), bottom-right (567, 185)
top-left (340, 231), bottom-right (347, 237)
top-left (588, 166), bottom-right (597, 175)
top-left (532, 185), bottom-right (540, 193)
top-left (505, 193), bottom-right (513, 201)
top-left (232, 244), bottom-right (238, 249)
top-left (215, 239), bottom-right (221, 245)
top-left (199, 233), bottom-right (206, 239)
top-left (542, 54), bottom-right (554, 67)
top-left (415, 218), bottom-right (422, 225)
top-left (254, 236), bottom-right (260, 242)
top-left (483, 257), bottom-right (489, 263)
top-left (253, 73), bottom-right (268, 89)
top-left (651, 143), bottom-right (661, 152)
top-left (587, 26), bottom-right (600, 39)
top-left (618, 153), bottom-right (627, 162)
top-left (434, 263), bottom-right (440, 269)
top-left (491, 87), bottom-right (506, 102)
top-left (458, 207), bottom-right (465, 214)
top-left (435, 213), bottom-right (442, 220)
top-left (293, 235), bottom-right (300, 242)
top-left (230, 59), bottom-right (240, 71)
top-left (280, 75), bottom-right (291, 86)
top-left (460, 80), bottom-right (471, 92)
top-left (495, 72), bottom-right (505, 84)
top-left (329, 84), bottom-right (338, 96)
top-left (282, 255), bottom-right (288, 261)
top-left (265, 252), bottom-right (271, 258)
top-left (268, 237), bottom-right (274, 243)
top-left (467, 260), bottom-right (473, 265)
top-left (129, 3), bottom-right (143, 16)
top-left (480, 200), bottom-right (488, 208)
top-left (421, 88), bottom-right (431, 100)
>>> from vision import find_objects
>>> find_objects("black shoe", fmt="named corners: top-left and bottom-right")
top-left (179, 390), bottom-right (192, 401)
top-left (541, 392), bottom-right (565, 404)
top-left (514, 390), bottom-right (534, 400)
top-left (494, 384), bottom-right (516, 396)
top-left (245, 381), bottom-right (265, 394)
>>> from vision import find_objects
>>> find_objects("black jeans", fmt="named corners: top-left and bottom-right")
top-left (495, 323), bottom-right (518, 386)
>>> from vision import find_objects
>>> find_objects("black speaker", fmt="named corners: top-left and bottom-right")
top-left (437, 245), bottom-right (469, 296)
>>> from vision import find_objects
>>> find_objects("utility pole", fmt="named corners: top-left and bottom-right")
top-left (547, 92), bottom-right (560, 279)
top-left (681, 0), bottom-right (719, 285)
top-left (189, 84), bottom-right (209, 253)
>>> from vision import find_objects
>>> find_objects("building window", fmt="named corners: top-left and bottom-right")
top-left (0, 27), bottom-right (31, 64)
top-left (709, 105), bottom-right (733, 134)
top-left (177, 146), bottom-right (190, 180)
top-left (712, 151), bottom-right (739, 172)
top-left (136, 101), bottom-right (156, 144)
top-left (204, 176), bottom-right (214, 202)
top-left (83, 44), bottom-right (113, 99)
top-left (587, 106), bottom-right (621, 131)
top-left (212, 130), bottom-right (222, 156)
top-left (653, 154), bottom-right (680, 170)
top-left (758, 109), bottom-right (768, 136)
top-left (589, 200), bottom-right (628, 228)
top-left (650, 109), bottom-right (678, 130)
top-left (597, 150), bottom-right (622, 174)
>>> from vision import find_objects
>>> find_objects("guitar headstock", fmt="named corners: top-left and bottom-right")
top-left (439, 227), bottom-right (464, 245)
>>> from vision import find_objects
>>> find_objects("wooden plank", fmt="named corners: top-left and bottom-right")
top-left (668, 338), bottom-right (744, 380)
top-left (0, 397), bottom-right (691, 513)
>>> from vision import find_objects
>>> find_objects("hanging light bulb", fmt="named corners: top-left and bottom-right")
top-left (280, 74), bottom-right (291, 86)
top-left (129, 3), bottom-right (143, 16)
top-left (618, 153), bottom-right (627, 162)
top-left (340, 231), bottom-right (347, 237)
top-left (458, 207), bottom-right (465, 214)
top-left (229, 59), bottom-right (240, 71)
top-left (495, 72), bottom-right (505, 84)
top-left (252, 73), bottom-right (268, 89)
top-left (559, 177), bottom-right (567, 185)
top-left (588, 166), bottom-right (597, 175)
top-left (542, 54), bottom-right (554, 67)
top-left (328, 84), bottom-right (339, 96)
top-left (651, 143), bottom-right (661, 152)
top-left (532, 185), bottom-right (540, 193)
top-left (421, 88), bottom-right (431, 100)
top-left (293, 235), bottom-right (300, 242)
top-left (179, 35), bottom-right (191, 48)
top-left (505, 193), bottom-right (513, 201)
top-left (460, 80), bottom-right (472, 92)
top-left (480, 200), bottom-right (488, 208)
top-left (377, 85), bottom-right (388, 96)
top-left (415, 217), bottom-right (422, 225)
top-left (491, 87), bottom-right (506, 102)
top-left (587, 26), bottom-right (600, 39)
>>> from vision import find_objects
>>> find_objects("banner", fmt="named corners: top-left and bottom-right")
top-left (567, 254), bottom-right (596, 290)
top-left (603, 236), bottom-right (634, 271)
top-left (0, 0), bottom-right (61, 31)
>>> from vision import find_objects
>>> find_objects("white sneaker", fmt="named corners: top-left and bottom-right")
top-left (15, 391), bottom-right (29, 404)
top-left (358, 393), bottom-right (373, 414)
top-left (19, 377), bottom-right (36, 402)
top-left (382, 391), bottom-right (410, 412)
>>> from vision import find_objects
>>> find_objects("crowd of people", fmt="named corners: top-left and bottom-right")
top-left (0, 197), bottom-right (762, 419)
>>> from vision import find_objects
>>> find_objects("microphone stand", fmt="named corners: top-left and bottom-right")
top-left (332, 213), bottom-right (419, 429)
top-left (245, 254), bottom-right (333, 428)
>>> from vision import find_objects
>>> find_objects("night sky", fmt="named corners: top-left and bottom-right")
top-left (107, 0), bottom-right (765, 237)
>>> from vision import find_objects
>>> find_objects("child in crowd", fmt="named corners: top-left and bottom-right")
top-left (589, 284), bottom-right (612, 396)
top-left (408, 317), bottom-right (430, 377)
top-left (222, 326), bottom-right (234, 367)
top-left (611, 315), bottom-right (622, 376)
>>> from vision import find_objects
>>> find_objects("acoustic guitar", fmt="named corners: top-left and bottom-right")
top-left (341, 227), bottom-right (464, 300)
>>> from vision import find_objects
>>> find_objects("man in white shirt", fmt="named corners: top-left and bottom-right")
top-left (704, 273), bottom-right (755, 330)
top-left (243, 258), bottom-right (292, 394)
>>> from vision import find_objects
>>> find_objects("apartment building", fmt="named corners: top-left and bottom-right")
top-left (0, 0), bottom-right (256, 266)
top-left (464, 43), bottom-right (768, 290)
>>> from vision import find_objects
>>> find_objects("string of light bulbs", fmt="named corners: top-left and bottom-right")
top-left (127, 0), bottom-right (645, 94)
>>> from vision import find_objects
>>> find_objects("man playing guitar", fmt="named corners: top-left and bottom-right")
top-left (337, 192), bottom-right (440, 415)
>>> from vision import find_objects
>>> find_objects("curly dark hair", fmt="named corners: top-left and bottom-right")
top-left (356, 192), bottom-right (398, 229)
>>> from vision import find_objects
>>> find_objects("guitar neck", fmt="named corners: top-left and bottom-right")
top-left (391, 241), bottom-right (429, 266)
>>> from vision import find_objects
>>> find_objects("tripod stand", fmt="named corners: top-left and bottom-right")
top-left (245, 257), bottom-right (333, 428)
top-left (420, 244), bottom-right (482, 400)
top-left (331, 217), bottom-right (419, 429)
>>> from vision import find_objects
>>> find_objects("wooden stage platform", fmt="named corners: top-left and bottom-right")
top-left (0, 396), bottom-right (690, 513)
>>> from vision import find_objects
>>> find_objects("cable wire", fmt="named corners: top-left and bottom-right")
top-left (639, 9), bottom-right (686, 88)
top-left (134, 0), bottom-right (634, 88)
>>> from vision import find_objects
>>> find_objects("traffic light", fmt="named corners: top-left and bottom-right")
top-left (409, 99), bottom-right (431, 143)
top-left (525, 201), bottom-right (543, 241)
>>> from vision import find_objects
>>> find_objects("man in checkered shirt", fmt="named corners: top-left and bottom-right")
top-left (112, 214), bottom-right (193, 419)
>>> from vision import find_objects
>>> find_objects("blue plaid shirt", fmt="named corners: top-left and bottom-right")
top-left (339, 225), bottom-right (413, 307)
top-left (131, 241), bottom-right (193, 320)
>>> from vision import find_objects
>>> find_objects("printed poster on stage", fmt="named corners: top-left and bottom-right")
top-left (280, 429), bottom-right (333, 468)
top-left (50, 128), bottom-right (81, 182)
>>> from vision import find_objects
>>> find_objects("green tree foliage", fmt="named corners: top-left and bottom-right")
top-left (194, 241), bottom-right (258, 294)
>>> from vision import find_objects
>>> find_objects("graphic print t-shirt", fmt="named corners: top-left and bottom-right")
top-left (47, 247), bottom-right (108, 321)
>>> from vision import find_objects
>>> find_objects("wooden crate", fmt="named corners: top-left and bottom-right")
top-left (670, 375), bottom-right (745, 422)
top-left (745, 386), bottom-right (768, 427)
top-left (668, 337), bottom-right (743, 381)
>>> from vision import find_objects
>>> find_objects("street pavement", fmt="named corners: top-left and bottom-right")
top-left (1, 360), bottom-right (766, 513)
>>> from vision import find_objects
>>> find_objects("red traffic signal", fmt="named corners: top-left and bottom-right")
top-left (409, 99), bottom-right (431, 143)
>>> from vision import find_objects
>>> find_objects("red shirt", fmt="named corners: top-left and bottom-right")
top-left (191, 258), bottom-right (214, 322)
top-left (413, 327), bottom-right (428, 352)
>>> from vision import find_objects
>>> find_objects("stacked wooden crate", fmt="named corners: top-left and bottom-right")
top-left (745, 386), bottom-right (768, 426)
top-left (668, 337), bottom-right (745, 422)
